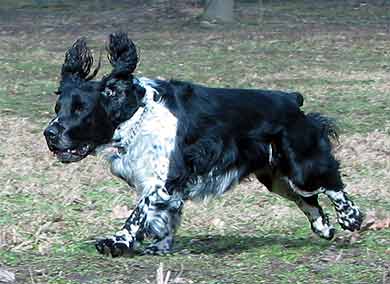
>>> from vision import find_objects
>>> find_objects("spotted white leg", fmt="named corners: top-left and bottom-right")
top-left (296, 197), bottom-right (335, 240)
top-left (142, 208), bottom-right (182, 255)
top-left (95, 198), bottom-right (148, 257)
top-left (325, 190), bottom-right (363, 231)
top-left (256, 171), bottom-right (335, 240)
top-left (95, 185), bottom-right (183, 257)
top-left (142, 189), bottom-right (183, 255)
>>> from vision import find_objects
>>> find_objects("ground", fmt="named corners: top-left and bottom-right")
top-left (0, 1), bottom-right (389, 283)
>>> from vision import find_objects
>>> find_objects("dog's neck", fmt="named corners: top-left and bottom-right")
top-left (119, 77), bottom-right (160, 137)
top-left (117, 77), bottom-right (158, 140)
top-left (117, 102), bottom-right (150, 145)
top-left (112, 77), bottom-right (157, 124)
top-left (134, 77), bottom-right (159, 97)
top-left (96, 77), bottom-right (159, 156)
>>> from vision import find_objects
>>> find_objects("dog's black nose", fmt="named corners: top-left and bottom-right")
top-left (44, 126), bottom-right (59, 141)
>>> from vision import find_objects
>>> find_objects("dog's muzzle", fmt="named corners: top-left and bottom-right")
top-left (44, 124), bottom-right (60, 151)
top-left (44, 122), bottom-right (94, 163)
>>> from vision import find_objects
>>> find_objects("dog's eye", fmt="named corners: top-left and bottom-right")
top-left (104, 88), bottom-right (115, 97)
top-left (74, 104), bottom-right (84, 114)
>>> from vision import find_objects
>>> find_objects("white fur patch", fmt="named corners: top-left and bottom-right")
top-left (112, 228), bottom-right (134, 248)
top-left (107, 81), bottom-right (178, 196)
top-left (186, 168), bottom-right (241, 201)
top-left (325, 190), bottom-right (362, 231)
top-left (312, 217), bottom-right (334, 239)
top-left (325, 190), bottom-right (346, 202)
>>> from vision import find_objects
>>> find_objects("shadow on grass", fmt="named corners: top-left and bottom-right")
top-left (57, 233), bottom-right (330, 258)
top-left (172, 234), bottom-right (328, 255)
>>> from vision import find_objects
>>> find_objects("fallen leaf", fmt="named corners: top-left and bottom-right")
top-left (111, 205), bottom-right (131, 219)
top-left (369, 218), bottom-right (390, 231)
top-left (359, 209), bottom-right (376, 232)
top-left (359, 209), bottom-right (390, 232)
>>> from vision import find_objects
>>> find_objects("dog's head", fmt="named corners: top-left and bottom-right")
top-left (44, 32), bottom-right (145, 163)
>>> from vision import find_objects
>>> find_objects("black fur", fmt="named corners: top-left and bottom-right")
top-left (155, 80), bottom-right (342, 197)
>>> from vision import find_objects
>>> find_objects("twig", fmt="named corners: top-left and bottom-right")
top-left (173, 264), bottom-right (184, 282)
top-left (29, 268), bottom-right (35, 284)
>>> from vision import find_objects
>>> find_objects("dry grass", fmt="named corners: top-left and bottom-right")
top-left (337, 131), bottom-right (390, 198)
top-left (0, 115), bottom-right (127, 254)
top-left (0, 116), bottom-right (111, 194)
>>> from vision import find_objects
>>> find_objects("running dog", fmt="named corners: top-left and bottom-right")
top-left (44, 32), bottom-right (362, 257)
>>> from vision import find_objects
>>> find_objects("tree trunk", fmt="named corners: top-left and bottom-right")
top-left (204, 0), bottom-right (234, 22)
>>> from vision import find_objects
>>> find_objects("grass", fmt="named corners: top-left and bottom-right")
top-left (0, 1), bottom-right (389, 283)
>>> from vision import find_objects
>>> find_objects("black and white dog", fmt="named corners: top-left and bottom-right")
top-left (44, 32), bottom-right (362, 257)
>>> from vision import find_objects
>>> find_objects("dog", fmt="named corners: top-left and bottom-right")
top-left (44, 32), bottom-right (363, 257)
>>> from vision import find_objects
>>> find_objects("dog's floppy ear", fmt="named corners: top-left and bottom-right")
top-left (60, 38), bottom-right (100, 85)
top-left (106, 32), bottom-right (138, 80)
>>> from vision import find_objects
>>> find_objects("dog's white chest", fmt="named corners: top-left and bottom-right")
top-left (105, 80), bottom-right (241, 201)
top-left (109, 99), bottom-right (178, 194)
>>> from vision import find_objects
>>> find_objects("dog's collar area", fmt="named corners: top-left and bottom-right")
top-left (96, 105), bottom-right (151, 157)
top-left (122, 104), bottom-right (151, 145)
top-left (114, 78), bottom-right (158, 148)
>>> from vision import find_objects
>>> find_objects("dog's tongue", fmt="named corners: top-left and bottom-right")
top-left (93, 143), bottom-right (121, 159)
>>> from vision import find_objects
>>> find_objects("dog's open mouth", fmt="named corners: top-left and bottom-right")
top-left (53, 144), bottom-right (93, 163)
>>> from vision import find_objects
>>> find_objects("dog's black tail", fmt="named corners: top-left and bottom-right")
top-left (307, 112), bottom-right (339, 144)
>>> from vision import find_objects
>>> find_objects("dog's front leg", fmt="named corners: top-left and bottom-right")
top-left (142, 191), bottom-right (183, 255)
top-left (95, 196), bottom-right (149, 257)
top-left (95, 184), bottom-right (183, 257)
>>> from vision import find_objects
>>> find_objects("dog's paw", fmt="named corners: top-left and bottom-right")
top-left (95, 230), bottom-right (135, 257)
top-left (336, 204), bottom-right (363, 232)
top-left (311, 215), bottom-right (336, 240)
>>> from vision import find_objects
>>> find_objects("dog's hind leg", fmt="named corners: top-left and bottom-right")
top-left (256, 171), bottom-right (335, 240)
top-left (95, 184), bottom-right (184, 257)
top-left (296, 195), bottom-right (335, 240)
top-left (286, 163), bottom-right (362, 232)
top-left (310, 163), bottom-right (363, 232)
top-left (325, 189), bottom-right (362, 232)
